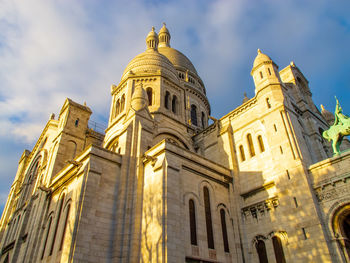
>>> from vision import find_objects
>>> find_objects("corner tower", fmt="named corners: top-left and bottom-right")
top-left (251, 49), bottom-right (282, 95)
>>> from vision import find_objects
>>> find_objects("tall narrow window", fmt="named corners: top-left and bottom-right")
top-left (204, 187), bottom-right (214, 249)
top-left (247, 134), bottom-right (255, 157)
top-left (189, 199), bottom-right (197, 245)
top-left (165, 91), bottom-right (170, 109)
top-left (50, 194), bottom-right (65, 255)
top-left (266, 98), bottom-right (271, 108)
top-left (59, 204), bottom-right (71, 251)
top-left (268, 68), bottom-right (272, 75)
top-left (257, 135), bottom-right (265, 152)
top-left (191, 105), bottom-right (197, 126)
top-left (41, 216), bottom-right (52, 259)
top-left (172, 95), bottom-right (177, 113)
top-left (256, 240), bottom-right (268, 263)
top-left (272, 236), bottom-right (286, 263)
top-left (201, 112), bottom-right (205, 128)
top-left (220, 209), bottom-right (229, 253)
top-left (260, 71), bottom-right (263, 79)
top-left (146, 88), bottom-right (152, 106)
top-left (239, 145), bottom-right (245, 162)
top-left (115, 99), bottom-right (120, 116)
top-left (120, 94), bottom-right (125, 112)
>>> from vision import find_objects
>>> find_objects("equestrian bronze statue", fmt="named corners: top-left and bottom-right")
top-left (323, 97), bottom-right (350, 155)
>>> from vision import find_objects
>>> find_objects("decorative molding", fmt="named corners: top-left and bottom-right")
top-left (242, 197), bottom-right (279, 221)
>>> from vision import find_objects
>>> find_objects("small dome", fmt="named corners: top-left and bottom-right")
top-left (121, 49), bottom-right (179, 82)
top-left (159, 22), bottom-right (170, 35)
top-left (158, 46), bottom-right (198, 75)
top-left (131, 84), bottom-right (148, 111)
top-left (146, 27), bottom-right (158, 50)
top-left (253, 49), bottom-right (272, 69)
top-left (159, 23), bottom-right (171, 48)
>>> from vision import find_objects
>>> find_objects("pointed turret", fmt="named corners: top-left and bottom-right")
top-left (131, 83), bottom-right (148, 111)
top-left (146, 26), bottom-right (158, 51)
top-left (158, 23), bottom-right (171, 47)
top-left (251, 49), bottom-right (282, 94)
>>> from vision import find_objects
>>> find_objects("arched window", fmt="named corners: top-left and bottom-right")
top-left (146, 88), bottom-right (153, 106)
top-left (191, 105), bottom-right (197, 126)
top-left (189, 199), bottom-right (197, 245)
top-left (220, 209), bottom-right (229, 253)
top-left (120, 94), bottom-right (125, 112)
top-left (115, 99), bottom-right (120, 116)
top-left (256, 239), bottom-right (268, 263)
top-left (165, 91), bottom-right (170, 109)
top-left (201, 112), bottom-right (205, 128)
top-left (203, 187), bottom-right (214, 249)
top-left (41, 216), bottom-right (52, 259)
top-left (247, 134), bottom-right (255, 157)
top-left (257, 135), bottom-right (265, 153)
top-left (239, 145), bottom-right (245, 162)
top-left (50, 194), bottom-right (65, 255)
top-left (74, 118), bottom-right (79, 127)
top-left (272, 236), bottom-right (286, 263)
top-left (59, 204), bottom-right (71, 251)
top-left (172, 95), bottom-right (177, 114)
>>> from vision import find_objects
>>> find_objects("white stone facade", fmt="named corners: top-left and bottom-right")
top-left (0, 24), bottom-right (350, 263)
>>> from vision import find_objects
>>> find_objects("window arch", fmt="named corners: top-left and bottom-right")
top-left (203, 187), bottom-right (214, 249)
top-left (189, 199), bottom-right (197, 245)
top-left (191, 105), bottom-right (197, 126)
top-left (50, 194), bottom-right (65, 255)
top-left (146, 88), bottom-right (153, 106)
top-left (120, 94), bottom-right (125, 112)
top-left (220, 209), bottom-right (229, 253)
top-left (256, 239), bottom-right (268, 263)
top-left (41, 216), bottom-right (53, 259)
top-left (59, 203), bottom-right (71, 251)
top-left (272, 236), bottom-right (286, 263)
top-left (165, 91), bottom-right (170, 109)
top-left (201, 112), bottom-right (205, 128)
top-left (257, 135), bottom-right (265, 153)
top-left (172, 95), bottom-right (177, 114)
top-left (247, 133), bottom-right (255, 157)
top-left (239, 145), bottom-right (245, 162)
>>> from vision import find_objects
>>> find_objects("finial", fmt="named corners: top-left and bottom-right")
top-left (242, 92), bottom-right (249, 103)
top-left (257, 48), bottom-right (261, 54)
top-left (163, 22), bottom-right (166, 27)
top-left (290, 61), bottom-right (295, 67)
top-left (84, 101), bottom-right (87, 106)
top-left (152, 26), bottom-right (155, 31)
top-left (321, 104), bottom-right (325, 111)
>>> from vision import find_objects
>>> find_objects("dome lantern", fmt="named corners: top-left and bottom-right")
top-left (146, 27), bottom-right (158, 51)
top-left (158, 23), bottom-right (171, 48)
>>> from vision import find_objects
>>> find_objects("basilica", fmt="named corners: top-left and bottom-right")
top-left (0, 24), bottom-right (350, 263)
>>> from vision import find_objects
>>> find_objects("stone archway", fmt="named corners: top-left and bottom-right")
top-left (332, 204), bottom-right (350, 261)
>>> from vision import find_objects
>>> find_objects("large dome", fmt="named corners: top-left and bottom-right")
top-left (158, 46), bottom-right (198, 75)
top-left (121, 49), bottom-right (179, 82)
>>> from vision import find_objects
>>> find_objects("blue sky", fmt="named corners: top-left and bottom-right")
top-left (0, 0), bottom-right (349, 214)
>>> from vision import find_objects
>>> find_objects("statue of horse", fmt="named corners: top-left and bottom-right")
top-left (322, 97), bottom-right (350, 155)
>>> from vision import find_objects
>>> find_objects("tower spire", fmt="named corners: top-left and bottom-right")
top-left (146, 26), bottom-right (158, 50)
top-left (158, 22), bottom-right (171, 48)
